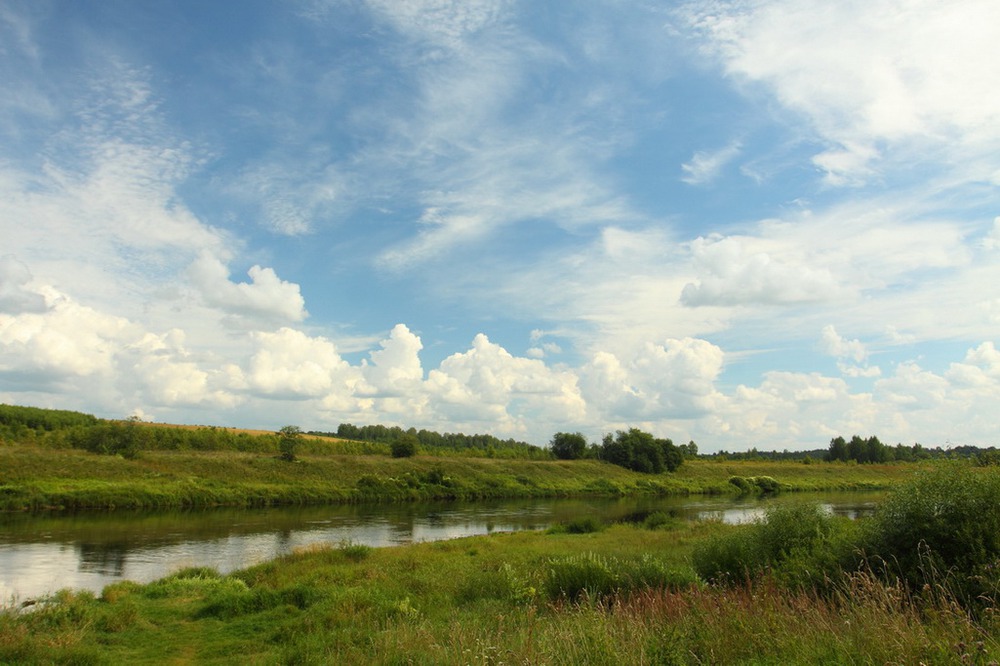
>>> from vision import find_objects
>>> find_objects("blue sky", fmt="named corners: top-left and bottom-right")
top-left (2, 0), bottom-right (999, 452)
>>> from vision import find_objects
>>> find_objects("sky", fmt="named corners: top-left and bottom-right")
top-left (1, 0), bottom-right (999, 452)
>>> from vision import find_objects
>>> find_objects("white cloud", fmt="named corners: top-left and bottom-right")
top-left (0, 288), bottom-right (135, 384)
top-left (681, 141), bottom-right (741, 185)
top-left (683, 0), bottom-right (1000, 184)
top-left (425, 334), bottom-right (586, 434)
top-left (819, 325), bottom-right (867, 363)
top-left (579, 338), bottom-right (725, 421)
top-left (681, 234), bottom-right (843, 306)
top-left (245, 327), bottom-right (357, 399)
top-left (188, 253), bottom-right (308, 325)
top-left (982, 217), bottom-right (1000, 250)
top-left (126, 330), bottom-right (242, 408)
top-left (360, 324), bottom-right (425, 396)
top-left (0, 255), bottom-right (47, 314)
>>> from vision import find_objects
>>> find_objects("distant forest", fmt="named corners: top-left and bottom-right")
top-left (312, 423), bottom-right (550, 459)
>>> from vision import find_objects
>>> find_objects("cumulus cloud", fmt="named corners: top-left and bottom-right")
top-left (188, 253), bottom-right (308, 325)
top-left (360, 324), bottom-right (425, 396)
top-left (819, 325), bottom-right (867, 363)
top-left (579, 337), bottom-right (725, 421)
top-left (0, 255), bottom-right (47, 314)
top-left (0, 288), bottom-right (134, 384)
top-left (425, 333), bottom-right (586, 433)
top-left (244, 327), bottom-right (356, 399)
top-left (681, 234), bottom-right (842, 306)
top-left (126, 330), bottom-right (242, 408)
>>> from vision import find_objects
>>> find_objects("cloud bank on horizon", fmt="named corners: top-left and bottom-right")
top-left (2, 0), bottom-right (999, 452)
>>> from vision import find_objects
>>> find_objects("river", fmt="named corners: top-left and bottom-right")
top-left (0, 492), bottom-right (881, 605)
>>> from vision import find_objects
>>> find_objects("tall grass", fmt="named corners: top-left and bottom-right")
top-left (4, 520), bottom-right (998, 664)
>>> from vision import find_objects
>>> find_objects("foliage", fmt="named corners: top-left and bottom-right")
top-left (329, 422), bottom-right (551, 459)
top-left (549, 516), bottom-right (605, 534)
top-left (0, 403), bottom-right (98, 431)
top-left (278, 425), bottom-right (302, 462)
top-left (550, 431), bottom-right (587, 460)
top-left (4, 517), bottom-right (1000, 664)
top-left (544, 552), bottom-right (696, 602)
top-left (68, 417), bottom-right (149, 459)
top-left (597, 428), bottom-right (684, 474)
top-left (728, 475), bottom-right (781, 494)
top-left (824, 434), bottom-right (947, 463)
top-left (692, 502), bottom-right (858, 591)
top-left (390, 433), bottom-right (418, 458)
top-left (862, 464), bottom-right (1000, 609)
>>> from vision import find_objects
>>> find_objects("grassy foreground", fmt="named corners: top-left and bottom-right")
top-left (0, 443), bottom-right (912, 511)
top-left (3, 518), bottom-right (996, 664)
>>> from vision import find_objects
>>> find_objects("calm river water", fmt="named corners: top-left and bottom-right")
top-left (0, 492), bottom-right (882, 605)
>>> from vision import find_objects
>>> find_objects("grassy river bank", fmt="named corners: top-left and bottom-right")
top-left (4, 464), bottom-right (1000, 664)
top-left (0, 443), bottom-right (910, 512)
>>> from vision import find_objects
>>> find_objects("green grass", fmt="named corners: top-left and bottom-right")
top-left (3, 519), bottom-right (997, 664)
top-left (0, 443), bottom-right (915, 511)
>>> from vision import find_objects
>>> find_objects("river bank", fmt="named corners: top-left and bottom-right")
top-left (2, 513), bottom-right (993, 664)
top-left (0, 443), bottom-right (914, 511)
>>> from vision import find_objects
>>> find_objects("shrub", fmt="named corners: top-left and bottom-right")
top-left (560, 516), bottom-right (604, 534)
top-left (390, 434), bottom-right (418, 458)
top-left (278, 425), bottom-right (301, 462)
top-left (728, 476), bottom-right (753, 493)
top-left (863, 464), bottom-right (1000, 608)
top-left (692, 502), bottom-right (853, 590)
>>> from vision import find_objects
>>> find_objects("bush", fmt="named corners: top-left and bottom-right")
top-left (548, 516), bottom-right (604, 534)
top-left (278, 425), bottom-right (301, 462)
top-left (728, 476), bottom-right (753, 493)
top-left (692, 502), bottom-right (854, 590)
top-left (863, 464), bottom-right (1000, 608)
top-left (391, 434), bottom-right (418, 458)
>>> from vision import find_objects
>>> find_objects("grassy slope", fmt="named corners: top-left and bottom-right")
top-left (0, 442), bottom-right (916, 511)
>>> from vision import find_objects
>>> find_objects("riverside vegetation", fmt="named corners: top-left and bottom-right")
top-left (1, 404), bottom-right (912, 511)
top-left (4, 404), bottom-right (1000, 662)
top-left (3, 465), bottom-right (1000, 663)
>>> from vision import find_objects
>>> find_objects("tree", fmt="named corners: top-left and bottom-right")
top-left (391, 433), bottom-right (418, 458)
top-left (550, 432), bottom-right (587, 460)
top-left (826, 436), bottom-right (848, 462)
top-left (659, 438), bottom-right (684, 472)
top-left (278, 425), bottom-right (302, 462)
top-left (597, 428), bottom-right (683, 474)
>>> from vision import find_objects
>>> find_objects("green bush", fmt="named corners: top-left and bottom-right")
top-left (692, 502), bottom-right (853, 589)
top-left (390, 434), bottom-right (418, 458)
top-left (863, 464), bottom-right (1000, 608)
top-left (728, 476), bottom-right (753, 493)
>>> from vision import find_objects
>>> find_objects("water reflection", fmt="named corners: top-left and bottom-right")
top-left (0, 492), bottom-right (882, 605)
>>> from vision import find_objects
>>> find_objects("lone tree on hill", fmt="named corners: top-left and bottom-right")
top-left (278, 425), bottom-right (302, 462)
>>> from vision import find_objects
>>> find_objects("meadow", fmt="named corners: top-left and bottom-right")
top-left (3, 464), bottom-right (1000, 664)
top-left (5, 407), bottom-right (996, 663)
top-left (0, 443), bottom-right (910, 512)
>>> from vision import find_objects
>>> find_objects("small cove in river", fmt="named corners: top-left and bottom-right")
top-left (1, 491), bottom-right (882, 605)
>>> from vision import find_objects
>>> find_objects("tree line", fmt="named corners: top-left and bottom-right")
top-left (549, 429), bottom-right (696, 474)
top-left (319, 423), bottom-right (550, 460)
